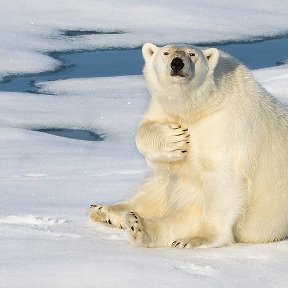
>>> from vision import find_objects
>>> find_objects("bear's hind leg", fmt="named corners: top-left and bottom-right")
top-left (125, 212), bottom-right (213, 248)
top-left (124, 208), bottom-right (234, 248)
top-left (89, 176), bottom-right (169, 229)
top-left (123, 209), bottom-right (203, 248)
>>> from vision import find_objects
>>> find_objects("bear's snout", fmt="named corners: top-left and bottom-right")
top-left (171, 57), bottom-right (184, 73)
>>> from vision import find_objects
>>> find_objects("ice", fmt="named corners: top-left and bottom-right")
top-left (1, 1), bottom-right (288, 287)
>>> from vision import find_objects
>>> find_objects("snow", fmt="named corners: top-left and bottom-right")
top-left (0, 215), bottom-right (66, 225)
top-left (0, 1), bottom-right (288, 287)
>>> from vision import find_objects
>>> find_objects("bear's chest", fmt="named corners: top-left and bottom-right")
top-left (182, 111), bottom-right (232, 173)
top-left (157, 108), bottom-right (231, 169)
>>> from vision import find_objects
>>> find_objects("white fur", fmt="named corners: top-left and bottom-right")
top-left (90, 43), bottom-right (288, 248)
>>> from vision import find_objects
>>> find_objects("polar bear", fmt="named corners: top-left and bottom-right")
top-left (89, 43), bottom-right (288, 248)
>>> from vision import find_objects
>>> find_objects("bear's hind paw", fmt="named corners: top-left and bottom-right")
top-left (171, 237), bottom-right (210, 248)
top-left (125, 212), bottom-right (153, 247)
top-left (89, 204), bottom-right (124, 229)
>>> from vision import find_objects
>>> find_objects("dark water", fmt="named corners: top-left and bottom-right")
top-left (35, 129), bottom-right (104, 141)
top-left (217, 37), bottom-right (288, 69)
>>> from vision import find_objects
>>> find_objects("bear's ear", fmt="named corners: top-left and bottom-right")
top-left (203, 48), bottom-right (219, 71)
top-left (142, 43), bottom-right (159, 62)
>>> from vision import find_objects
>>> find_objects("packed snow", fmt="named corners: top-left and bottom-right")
top-left (0, 1), bottom-right (288, 287)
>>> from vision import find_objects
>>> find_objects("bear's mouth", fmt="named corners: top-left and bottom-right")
top-left (170, 70), bottom-right (186, 77)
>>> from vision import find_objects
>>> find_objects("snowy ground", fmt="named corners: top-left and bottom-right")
top-left (1, 1), bottom-right (288, 287)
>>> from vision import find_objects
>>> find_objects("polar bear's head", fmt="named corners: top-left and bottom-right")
top-left (142, 43), bottom-right (219, 89)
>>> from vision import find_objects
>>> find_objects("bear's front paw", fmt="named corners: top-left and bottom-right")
top-left (147, 123), bottom-right (190, 163)
top-left (89, 204), bottom-right (124, 229)
top-left (125, 212), bottom-right (154, 247)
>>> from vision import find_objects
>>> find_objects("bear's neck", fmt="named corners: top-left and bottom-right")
top-left (152, 82), bottom-right (224, 124)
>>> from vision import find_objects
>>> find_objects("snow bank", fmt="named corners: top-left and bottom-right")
top-left (254, 64), bottom-right (288, 104)
top-left (1, 0), bottom-right (288, 79)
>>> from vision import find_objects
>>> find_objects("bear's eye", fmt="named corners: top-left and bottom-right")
top-left (163, 52), bottom-right (169, 56)
top-left (189, 52), bottom-right (195, 57)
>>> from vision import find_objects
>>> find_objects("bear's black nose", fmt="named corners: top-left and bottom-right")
top-left (171, 57), bottom-right (184, 71)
